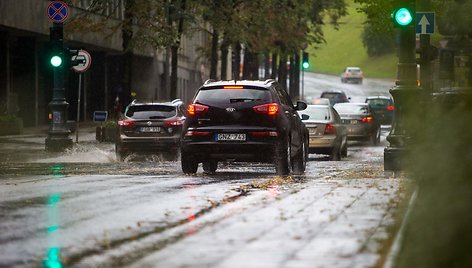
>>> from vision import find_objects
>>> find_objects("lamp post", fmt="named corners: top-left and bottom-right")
top-left (384, 0), bottom-right (422, 171)
top-left (45, 22), bottom-right (72, 152)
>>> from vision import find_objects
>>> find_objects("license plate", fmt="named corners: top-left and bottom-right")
top-left (217, 133), bottom-right (246, 141)
top-left (350, 120), bottom-right (358, 125)
top-left (140, 127), bottom-right (161, 132)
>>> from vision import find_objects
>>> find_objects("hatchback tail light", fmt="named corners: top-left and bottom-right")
top-left (253, 103), bottom-right (279, 116)
top-left (187, 104), bottom-right (209, 116)
top-left (164, 119), bottom-right (185, 126)
top-left (118, 119), bottom-right (135, 127)
top-left (361, 117), bottom-right (373, 123)
top-left (324, 123), bottom-right (336, 135)
top-left (387, 105), bottom-right (394, 111)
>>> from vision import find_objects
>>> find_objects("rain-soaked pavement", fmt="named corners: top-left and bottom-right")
top-left (0, 75), bottom-right (405, 268)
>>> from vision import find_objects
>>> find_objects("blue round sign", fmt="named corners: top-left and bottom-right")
top-left (47, 1), bottom-right (69, 23)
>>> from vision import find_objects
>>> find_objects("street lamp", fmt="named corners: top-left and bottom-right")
top-left (384, 0), bottom-right (421, 171)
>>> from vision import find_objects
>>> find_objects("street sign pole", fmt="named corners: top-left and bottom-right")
top-left (75, 73), bottom-right (82, 143)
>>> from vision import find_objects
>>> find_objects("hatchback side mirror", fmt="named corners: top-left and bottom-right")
top-left (295, 100), bottom-right (307, 111)
top-left (301, 114), bottom-right (309, 120)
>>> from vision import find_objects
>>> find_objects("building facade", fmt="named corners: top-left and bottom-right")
top-left (0, 0), bottom-right (210, 127)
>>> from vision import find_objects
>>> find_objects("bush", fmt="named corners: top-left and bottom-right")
top-left (0, 115), bottom-right (23, 135)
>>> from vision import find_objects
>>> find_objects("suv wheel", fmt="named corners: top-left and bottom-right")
top-left (292, 140), bottom-right (307, 175)
top-left (203, 160), bottom-right (218, 173)
top-left (276, 137), bottom-right (291, 175)
top-left (181, 154), bottom-right (198, 174)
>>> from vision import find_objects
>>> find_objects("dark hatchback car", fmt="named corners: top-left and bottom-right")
top-left (365, 96), bottom-right (394, 125)
top-left (333, 102), bottom-right (381, 145)
top-left (181, 79), bottom-right (309, 175)
top-left (320, 90), bottom-right (350, 107)
top-left (115, 99), bottom-right (185, 161)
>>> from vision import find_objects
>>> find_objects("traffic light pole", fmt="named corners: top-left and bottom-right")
top-left (384, 17), bottom-right (422, 171)
top-left (45, 22), bottom-right (72, 152)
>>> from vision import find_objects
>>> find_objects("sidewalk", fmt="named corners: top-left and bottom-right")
top-left (0, 121), bottom-right (114, 163)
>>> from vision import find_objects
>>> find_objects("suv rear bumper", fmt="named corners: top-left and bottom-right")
top-left (181, 141), bottom-right (278, 162)
top-left (117, 136), bottom-right (180, 152)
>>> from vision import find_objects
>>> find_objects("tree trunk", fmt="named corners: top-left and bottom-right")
top-left (210, 29), bottom-right (219, 79)
top-left (169, 0), bottom-right (187, 100)
top-left (264, 52), bottom-right (271, 79)
top-left (170, 45), bottom-right (178, 100)
top-left (278, 53), bottom-right (288, 91)
top-left (242, 49), bottom-right (252, 80)
top-left (220, 34), bottom-right (229, 80)
top-left (271, 52), bottom-right (278, 79)
top-left (232, 42), bottom-right (241, 80)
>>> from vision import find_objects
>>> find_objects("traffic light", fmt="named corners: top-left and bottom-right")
top-left (302, 52), bottom-right (310, 70)
top-left (49, 25), bottom-right (64, 68)
top-left (392, 1), bottom-right (415, 27)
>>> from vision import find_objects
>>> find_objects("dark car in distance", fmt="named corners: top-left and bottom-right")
top-left (333, 102), bottom-right (381, 145)
top-left (320, 90), bottom-right (350, 107)
top-left (115, 99), bottom-right (185, 161)
top-left (365, 96), bottom-right (394, 125)
top-left (180, 79), bottom-right (309, 175)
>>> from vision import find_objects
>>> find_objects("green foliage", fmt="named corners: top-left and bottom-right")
top-left (308, 0), bottom-right (396, 78)
top-left (0, 115), bottom-right (23, 135)
top-left (362, 23), bottom-right (395, 56)
top-left (397, 91), bottom-right (472, 268)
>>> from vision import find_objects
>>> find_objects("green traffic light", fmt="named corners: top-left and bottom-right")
top-left (50, 55), bottom-right (62, 67)
top-left (302, 62), bottom-right (310, 69)
top-left (394, 7), bottom-right (413, 26)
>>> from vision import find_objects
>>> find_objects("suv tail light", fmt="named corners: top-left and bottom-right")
top-left (253, 103), bottom-right (279, 116)
top-left (187, 104), bottom-right (209, 116)
top-left (324, 123), bottom-right (336, 135)
top-left (387, 105), bottom-right (394, 111)
top-left (361, 117), bottom-right (373, 123)
top-left (118, 119), bottom-right (135, 127)
top-left (164, 119), bottom-right (185, 126)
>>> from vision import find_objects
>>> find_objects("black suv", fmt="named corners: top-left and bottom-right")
top-left (115, 99), bottom-right (185, 161)
top-left (180, 79), bottom-right (309, 175)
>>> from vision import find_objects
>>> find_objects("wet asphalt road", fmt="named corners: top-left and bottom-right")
top-left (0, 74), bottom-right (403, 268)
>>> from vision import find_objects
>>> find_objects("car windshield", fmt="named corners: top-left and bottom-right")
top-left (125, 105), bottom-right (176, 119)
top-left (195, 88), bottom-right (271, 105)
top-left (334, 104), bottom-right (369, 114)
top-left (299, 106), bottom-right (331, 121)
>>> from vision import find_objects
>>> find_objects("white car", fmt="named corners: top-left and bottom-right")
top-left (341, 67), bottom-right (363, 84)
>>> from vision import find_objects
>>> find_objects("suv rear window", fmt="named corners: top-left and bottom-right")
top-left (126, 105), bottom-right (176, 119)
top-left (195, 87), bottom-right (272, 105)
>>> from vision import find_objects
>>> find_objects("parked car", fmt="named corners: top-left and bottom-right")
top-left (333, 102), bottom-right (381, 145)
top-left (365, 96), bottom-right (394, 125)
top-left (341, 67), bottom-right (363, 84)
top-left (298, 104), bottom-right (348, 160)
top-left (320, 90), bottom-right (350, 107)
top-left (180, 79), bottom-right (308, 175)
top-left (115, 99), bottom-right (185, 161)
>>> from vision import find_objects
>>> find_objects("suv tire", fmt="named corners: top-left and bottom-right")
top-left (292, 140), bottom-right (307, 175)
top-left (276, 137), bottom-right (291, 175)
top-left (203, 160), bottom-right (218, 173)
top-left (181, 154), bottom-right (198, 173)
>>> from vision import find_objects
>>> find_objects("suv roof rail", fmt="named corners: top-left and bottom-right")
top-left (204, 79), bottom-right (217, 85)
top-left (264, 79), bottom-right (276, 85)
